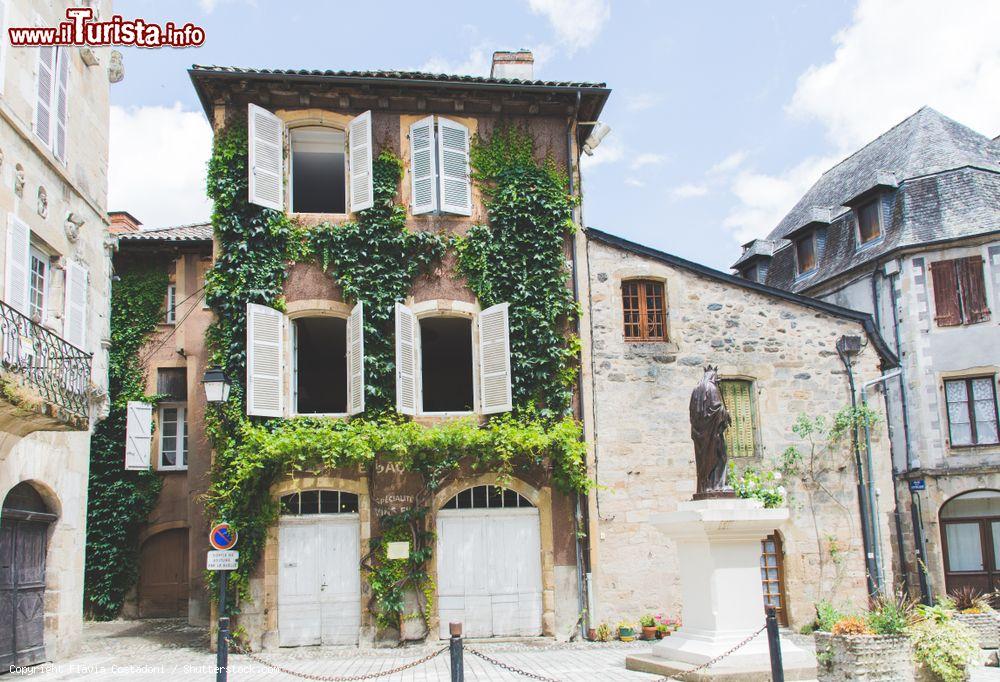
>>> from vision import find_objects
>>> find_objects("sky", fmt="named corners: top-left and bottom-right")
top-left (108, 0), bottom-right (1000, 271)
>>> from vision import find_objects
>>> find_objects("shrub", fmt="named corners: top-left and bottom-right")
top-left (867, 593), bottom-right (914, 635)
top-left (949, 586), bottom-right (992, 614)
top-left (595, 622), bottom-right (611, 642)
top-left (831, 616), bottom-right (873, 635)
top-left (908, 616), bottom-right (978, 682)
top-left (814, 600), bottom-right (845, 632)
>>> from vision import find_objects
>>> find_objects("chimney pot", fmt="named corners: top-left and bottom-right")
top-left (491, 50), bottom-right (534, 81)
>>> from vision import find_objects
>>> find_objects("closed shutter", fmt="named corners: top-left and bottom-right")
top-left (348, 111), bottom-right (373, 213)
top-left (478, 303), bottom-right (512, 415)
top-left (247, 103), bottom-right (284, 210)
top-left (246, 302), bottom-right (284, 417)
top-left (395, 302), bottom-right (417, 415)
top-left (958, 256), bottom-right (990, 324)
top-left (124, 401), bottom-right (153, 470)
top-left (929, 260), bottom-right (961, 327)
top-left (409, 116), bottom-right (437, 215)
top-left (34, 46), bottom-right (55, 147)
top-left (437, 118), bottom-right (472, 216)
top-left (5, 214), bottom-right (30, 314)
top-left (347, 301), bottom-right (365, 416)
top-left (63, 261), bottom-right (87, 349)
top-left (53, 48), bottom-right (69, 161)
top-left (721, 380), bottom-right (756, 458)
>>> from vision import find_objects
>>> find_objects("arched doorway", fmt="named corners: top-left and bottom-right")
top-left (138, 528), bottom-right (189, 618)
top-left (0, 482), bottom-right (57, 667)
top-left (940, 489), bottom-right (1000, 598)
top-left (436, 485), bottom-right (542, 639)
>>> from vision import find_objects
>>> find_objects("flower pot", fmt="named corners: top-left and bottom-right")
top-left (618, 627), bottom-right (635, 642)
top-left (654, 629), bottom-right (664, 639)
top-left (587, 628), bottom-right (597, 641)
top-left (641, 626), bottom-right (657, 640)
top-left (954, 610), bottom-right (1000, 649)
top-left (815, 632), bottom-right (914, 682)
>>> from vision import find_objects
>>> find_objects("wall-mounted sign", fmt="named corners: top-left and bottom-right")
top-left (386, 541), bottom-right (410, 560)
top-left (908, 479), bottom-right (926, 492)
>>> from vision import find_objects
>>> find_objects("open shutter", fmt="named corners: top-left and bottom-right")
top-left (958, 256), bottom-right (990, 324)
top-left (395, 302), bottom-right (417, 415)
top-left (347, 301), bottom-right (365, 415)
top-left (246, 302), bottom-right (284, 417)
top-left (124, 401), bottom-right (152, 470)
top-left (348, 111), bottom-right (373, 213)
top-left (409, 116), bottom-right (437, 215)
top-left (63, 261), bottom-right (87, 349)
top-left (34, 45), bottom-right (55, 147)
top-left (53, 48), bottom-right (69, 161)
top-left (437, 117), bottom-right (472, 216)
top-left (5, 214), bottom-right (30, 314)
top-left (478, 303), bottom-right (512, 414)
top-left (929, 260), bottom-right (961, 327)
top-left (248, 103), bottom-right (284, 210)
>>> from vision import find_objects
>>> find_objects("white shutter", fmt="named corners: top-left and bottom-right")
top-left (5, 214), bottom-right (30, 315)
top-left (394, 302), bottom-right (417, 416)
top-left (409, 116), bottom-right (437, 215)
top-left (35, 45), bottom-right (56, 147)
top-left (124, 401), bottom-right (153, 470)
top-left (478, 303), bottom-right (512, 414)
top-left (63, 260), bottom-right (87, 349)
top-left (348, 111), bottom-right (373, 213)
top-left (346, 301), bottom-right (365, 416)
top-left (437, 118), bottom-right (472, 216)
top-left (53, 48), bottom-right (69, 161)
top-left (246, 302), bottom-right (284, 417)
top-left (248, 103), bottom-right (284, 210)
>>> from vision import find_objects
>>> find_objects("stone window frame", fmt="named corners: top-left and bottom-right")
top-left (941, 372), bottom-right (1000, 450)
top-left (719, 376), bottom-right (761, 459)
top-left (285, 299), bottom-right (354, 419)
top-left (620, 278), bottom-right (668, 342)
top-left (409, 299), bottom-right (482, 418)
top-left (277, 110), bottom-right (355, 222)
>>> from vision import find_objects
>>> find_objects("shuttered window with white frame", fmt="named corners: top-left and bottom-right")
top-left (124, 401), bottom-right (153, 470)
top-left (34, 46), bottom-right (56, 148)
top-left (53, 47), bottom-right (69, 162)
top-left (478, 303), bottom-right (512, 414)
top-left (5, 214), bottom-right (30, 315)
top-left (348, 111), bottom-right (373, 213)
top-left (436, 117), bottom-right (472, 216)
top-left (248, 103), bottom-right (284, 210)
top-left (63, 260), bottom-right (88, 349)
top-left (395, 302), bottom-right (417, 415)
top-left (409, 116), bottom-right (437, 215)
top-left (346, 301), bottom-right (365, 415)
top-left (246, 302), bottom-right (284, 417)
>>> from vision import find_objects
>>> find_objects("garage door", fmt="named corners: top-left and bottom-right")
top-left (437, 485), bottom-right (542, 639)
top-left (278, 490), bottom-right (361, 646)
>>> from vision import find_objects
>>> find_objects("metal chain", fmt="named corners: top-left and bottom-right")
top-left (226, 636), bottom-right (448, 681)
top-left (659, 623), bottom-right (767, 681)
top-left (466, 646), bottom-right (561, 682)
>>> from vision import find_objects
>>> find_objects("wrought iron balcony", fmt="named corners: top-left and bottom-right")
top-left (0, 299), bottom-right (92, 420)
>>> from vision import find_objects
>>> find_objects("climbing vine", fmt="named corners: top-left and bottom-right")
top-left (84, 266), bottom-right (168, 619)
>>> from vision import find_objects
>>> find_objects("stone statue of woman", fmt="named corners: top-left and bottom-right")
top-left (689, 366), bottom-right (734, 499)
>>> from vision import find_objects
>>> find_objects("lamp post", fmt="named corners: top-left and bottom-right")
top-left (202, 367), bottom-right (232, 682)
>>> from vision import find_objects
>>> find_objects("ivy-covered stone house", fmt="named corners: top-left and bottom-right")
top-left (126, 52), bottom-right (610, 647)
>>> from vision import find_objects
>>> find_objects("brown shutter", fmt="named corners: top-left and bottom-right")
top-left (930, 260), bottom-right (962, 326)
top-left (958, 256), bottom-right (990, 324)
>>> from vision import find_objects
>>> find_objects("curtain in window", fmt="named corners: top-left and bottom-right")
top-left (945, 522), bottom-right (984, 572)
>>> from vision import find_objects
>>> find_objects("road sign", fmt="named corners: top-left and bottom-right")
top-left (908, 479), bottom-right (926, 492)
top-left (207, 550), bottom-right (239, 571)
top-left (210, 522), bottom-right (238, 551)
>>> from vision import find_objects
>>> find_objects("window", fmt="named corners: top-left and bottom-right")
top-left (156, 367), bottom-right (187, 401)
top-left (441, 485), bottom-right (534, 510)
top-left (34, 45), bottom-right (69, 161)
top-left (720, 379), bottom-right (757, 457)
top-left (28, 247), bottom-right (48, 320)
top-left (158, 404), bottom-right (187, 470)
top-left (940, 491), bottom-right (1000, 598)
top-left (930, 257), bottom-right (990, 327)
top-left (290, 126), bottom-right (346, 214)
top-left (294, 316), bottom-right (347, 414)
top-left (165, 284), bottom-right (177, 324)
top-left (419, 317), bottom-right (474, 413)
top-left (760, 533), bottom-right (788, 626)
top-left (795, 234), bottom-right (816, 276)
top-left (280, 490), bottom-right (359, 515)
top-left (856, 200), bottom-right (882, 245)
top-left (621, 280), bottom-right (667, 341)
top-left (945, 377), bottom-right (999, 447)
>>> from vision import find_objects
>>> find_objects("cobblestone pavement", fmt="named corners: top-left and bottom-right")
top-left (14, 619), bottom-right (1000, 681)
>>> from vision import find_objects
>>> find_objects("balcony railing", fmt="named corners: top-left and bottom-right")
top-left (0, 299), bottom-right (92, 419)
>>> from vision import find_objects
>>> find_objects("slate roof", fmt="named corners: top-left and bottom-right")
top-left (737, 108), bottom-right (1000, 292)
top-left (117, 222), bottom-right (213, 243)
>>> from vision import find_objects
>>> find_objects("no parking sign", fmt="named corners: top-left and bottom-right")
top-left (210, 522), bottom-right (238, 551)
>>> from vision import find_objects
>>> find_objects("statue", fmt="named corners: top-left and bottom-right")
top-left (689, 366), bottom-right (734, 499)
top-left (14, 164), bottom-right (24, 198)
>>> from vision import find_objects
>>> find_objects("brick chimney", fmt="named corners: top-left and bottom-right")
top-left (108, 210), bottom-right (141, 234)
top-left (491, 50), bottom-right (534, 80)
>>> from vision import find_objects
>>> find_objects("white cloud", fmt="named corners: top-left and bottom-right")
top-left (580, 137), bottom-right (624, 170)
top-left (108, 104), bottom-right (213, 229)
top-left (708, 150), bottom-right (747, 176)
top-left (625, 177), bottom-right (645, 188)
top-left (630, 153), bottom-right (666, 170)
top-left (669, 183), bottom-right (709, 201)
top-left (421, 44), bottom-right (492, 76)
top-left (788, 0), bottom-right (1000, 149)
top-left (624, 92), bottom-right (662, 112)
top-left (199, 0), bottom-right (254, 13)
top-left (527, 0), bottom-right (610, 53)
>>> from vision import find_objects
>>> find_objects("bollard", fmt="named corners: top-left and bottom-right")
top-left (449, 622), bottom-right (464, 682)
top-left (766, 607), bottom-right (784, 682)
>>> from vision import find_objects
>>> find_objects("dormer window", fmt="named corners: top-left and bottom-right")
top-left (856, 199), bottom-right (881, 246)
top-left (794, 234), bottom-right (817, 277)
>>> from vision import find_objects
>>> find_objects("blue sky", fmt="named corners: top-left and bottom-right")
top-left (108, 0), bottom-right (1000, 270)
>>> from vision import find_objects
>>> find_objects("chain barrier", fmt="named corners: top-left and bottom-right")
top-left (658, 623), bottom-right (767, 681)
top-left (225, 635), bottom-right (448, 681)
top-left (466, 646), bottom-right (561, 682)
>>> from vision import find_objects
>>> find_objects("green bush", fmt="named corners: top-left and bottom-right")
top-left (867, 593), bottom-right (913, 635)
top-left (908, 614), bottom-right (978, 682)
top-left (814, 600), bottom-right (845, 632)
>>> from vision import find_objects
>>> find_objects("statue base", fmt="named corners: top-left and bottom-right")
top-left (625, 498), bottom-right (815, 681)
top-left (691, 488), bottom-right (736, 501)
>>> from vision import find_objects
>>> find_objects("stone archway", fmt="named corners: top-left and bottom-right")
top-left (939, 489), bottom-right (1000, 599)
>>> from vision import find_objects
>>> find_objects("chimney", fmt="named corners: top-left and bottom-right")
top-left (491, 50), bottom-right (534, 80)
top-left (108, 210), bottom-right (141, 234)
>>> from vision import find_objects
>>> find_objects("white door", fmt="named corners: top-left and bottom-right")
top-left (278, 516), bottom-right (361, 646)
top-left (437, 507), bottom-right (542, 638)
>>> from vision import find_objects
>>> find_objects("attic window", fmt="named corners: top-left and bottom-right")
top-left (290, 126), bottom-right (346, 214)
top-left (856, 200), bottom-right (882, 245)
top-left (294, 316), bottom-right (347, 414)
top-left (794, 234), bottom-right (817, 276)
top-left (419, 317), bottom-right (474, 413)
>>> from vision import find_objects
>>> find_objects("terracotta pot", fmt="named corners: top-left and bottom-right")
top-left (587, 628), bottom-right (597, 641)
top-left (642, 626), bottom-right (657, 640)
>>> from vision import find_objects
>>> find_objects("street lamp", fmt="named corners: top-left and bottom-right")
top-left (202, 366), bottom-right (231, 404)
top-left (202, 366), bottom-right (231, 682)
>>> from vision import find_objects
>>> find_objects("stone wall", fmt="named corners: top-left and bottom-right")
top-left (582, 235), bottom-right (896, 630)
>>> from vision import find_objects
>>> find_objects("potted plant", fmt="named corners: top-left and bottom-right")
top-left (617, 620), bottom-right (636, 642)
top-left (814, 596), bottom-right (916, 681)
top-left (909, 601), bottom-right (980, 682)
top-left (654, 614), bottom-right (675, 638)
top-left (639, 614), bottom-right (657, 640)
top-left (655, 622), bottom-right (668, 639)
top-left (594, 622), bottom-right (612, 642)
top-left (946, 587), bottom-right (999, 649)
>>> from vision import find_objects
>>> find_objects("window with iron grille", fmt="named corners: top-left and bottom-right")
top-left (720, 379), bottom-right (757, 457)
top-left (621, 279), bottom-right (667, 341)
top-left (944, 376), bottom-right (999, 447)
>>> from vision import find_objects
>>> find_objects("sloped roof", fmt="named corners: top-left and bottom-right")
top-left (117, 222), bottom-right (213, 242)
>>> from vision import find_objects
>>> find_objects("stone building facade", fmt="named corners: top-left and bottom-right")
top-left (0, 0), bottom-right (115, 666)
top-left (580, 229), bottom-right (899, 630)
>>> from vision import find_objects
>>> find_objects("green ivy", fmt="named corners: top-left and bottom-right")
top-left (363, 507), bottom-right (435, 631)
top-left (84, 267), bottom-right (168, 619)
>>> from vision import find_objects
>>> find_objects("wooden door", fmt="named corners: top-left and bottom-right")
top-left (138, 529), bottom-right (189, 618)
top-left (0, 517), bottom-right (49, 667)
